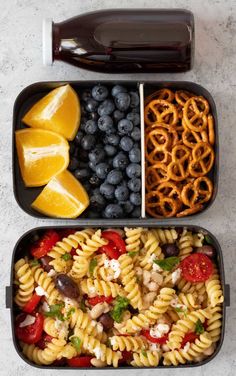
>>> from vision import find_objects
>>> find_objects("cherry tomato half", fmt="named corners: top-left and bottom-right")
top-left (23, 293), bottom-right (41, 314)
top-left (102, 231), bottom-right (126, 254)
top-left (99, 241), bottom-right (121, 259)
top-left (67, 356), bottom-right (93, 367)
top-left (180, 253), bottom-right (213, 282)
top-left (181, 332), bottom-right (199, 348)
top-left (87, 295), bottom-right (113, 306)
top-left (141, 329), bottom-right (169, 344)
top-left (119, 351), bottom-right (133, 364)
top-left (15, 312), bottom-right (44, 344)
top-left (31, 230), bottom-right (60, 259)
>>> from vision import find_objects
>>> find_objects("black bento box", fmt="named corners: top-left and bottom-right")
top-left (12, 81), bottom-right (219, 222)
top-left (6, 224), bottom-right (229, 369)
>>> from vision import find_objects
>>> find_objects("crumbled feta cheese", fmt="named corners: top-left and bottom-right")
top-left (47, 269), bottom-right (57, 277)
top-left (150, 323), bottom-right (170, 338)
top-left (110, 338), bottom-right (116, 346)
top-left (55, 319), bottom-right (69, 340)
top-left (183, 342), bottom-right (190, 353)
top-left (170, 299), bottom-right (187, 312)
top-left (93, 346), bottom-right (103, 359)
top-left (104, 259), bottom-right (110, 268)
top-left (170, 297), bottom-right (178, 307)
top-left (91, 320), bottom-right (97, 327)
top-left (148, 253), bottom-right (156, 264)
top-left (63, 297), bottom-right (78, 309)
top-left (35, 286), bottom-right (48, 297)
top-left (103, 259), bottom-right (120, 279)
top-left (152, 263), bottom-right (163, 272)
top-left (42, 301), bottom-right (50, 312)
top-left (149, 343), bottom-right (161, 351)
top-left (171, 268), bottom-right (181, 284)
top-left (88, 286), bottom-right (96, 294)
top-left (19, 315), bottom-right (36, 328)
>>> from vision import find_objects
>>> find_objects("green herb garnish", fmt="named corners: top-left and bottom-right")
top-left (30, 259), bottom-right (40, 267)
top-left (70, 336), bottom-right (82, 352)
top-left (153, 256), bottom-right (180, 271)
top-left (61, 253), bottom-right (72, 261)
top-left (175, 306), bottom-right (185, 313)
top-left (195, 319), bottom-right (204, 335)
top-left (89, 258), bottom-right (98, 276)
top-left (65, 307), bottom-right (76, 320)
top-left (204, 235), bottom-right (214, 245)
top-left (141, 350), bottom-right (148, 358)
top-left (110, 296), bottom-right (130, 323)
top-left (80, 299), bottom-right (87, 313)
top-left (128, 251), bottom-right (138, 257)
top-left (44, 303), bottom-right (65, 321)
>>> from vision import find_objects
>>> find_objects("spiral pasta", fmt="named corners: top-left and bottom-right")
top-left (167, 308), bottom-right (212, 350)
top-left (110, 335), bottom-right (148, 352)
top-left (177, 230), bottom-right (193, 259)
top-left (80, 278), bottom-right (124, 298)
top-left (14, 258), bottom-right (34, 307)
top-left (122, 288), bottom-right (175, 334)
top-left (74, 329), bottom-right (122, 367)
top-left (21, 339), bottom-right (66, 365)
top-left (119, 254), bottom-right (143, 309)
top-left (152, 228), bottom-right (178, 244)
top-left (139, 231), bottom-right (163, 271)
top-left (48, 229), bottom-right (94, 259)
top-left (177, 293), bottom-right (199, 312)
top-left (31, 266), bottom-right (61, 304)
top-left (124, 227), bottom-right (143, 253)
top-left (69, 307), bottom-right (104, 339)
top-left (206, 306), bottom-right (222, 343)
top-left (205, 266), bottom-right (224, 307)
top-left (163, 333), bottom-right (213, 366)
top-left (49, 258), bottom-right (73, 273)
top-left (131, 351), bottom-right (160, 367)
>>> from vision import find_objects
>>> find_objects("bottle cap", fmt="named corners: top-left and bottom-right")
top-left (42, 18), bottom-right (53, 65)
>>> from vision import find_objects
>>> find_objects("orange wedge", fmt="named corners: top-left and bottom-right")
top-left (15, 128), bottom-right (69, 187)
top-left (31, 170), bottom-right (89, 218)
top-left (22, 84), bottom-right (80, 140)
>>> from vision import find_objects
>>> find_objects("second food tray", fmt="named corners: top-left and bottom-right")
top-left (13, 81), bottom-right (218, 222)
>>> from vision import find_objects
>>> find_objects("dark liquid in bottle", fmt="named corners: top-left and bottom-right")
top-left (53, 9), bottom-right (194, 73)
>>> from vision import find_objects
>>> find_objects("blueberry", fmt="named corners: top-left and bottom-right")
top-left (104, 145), bottom-right (117, 157)
top-left (68, 157), bottom-right (79, 171)
top-left (75, 130), bottom-right (84, 145)
top-left (121, 201), bottom-right (134, 214)
top-left (131, 206), bottom-right (141, 218)
top-left (90, 193), bottom-right (106, 210)
top-left (105, 134), bottom-right (120, 146)
top-left (95, 163), bottom-right (110, 179)
top-left (79, 120), bottom-right (87, 132)
top-left (88, 148), bottom-right (105, 164)
top-left (128, 178), bottom-right (141, 192)
top-left (81, 135), bottom-right (96, 150)
top-left (98, 99), bottom-right (115, 116)
top-left (127, 112), bottom-right (140, 126)
top-left (120, 136), bottom-right (134, 152)
top-left (78, 148), bottom-right (89, 162)
top-left (100, 182), bottom-right (115, 199)
top-left (118, 119), bottom-right (133, 135)
top-left (103, 204), bottom-right (124, 219)
top-left (131, 127), bottom-right (141, 141)
top-left (115, 185), bottom-right (129, 201)
top-left (129, 91), bottom-right (140, 108)
top-left (90, 111), bottom-right (99, 121)
top-left (85, 98), bottom-right (99, 113)
top-left (130, 192), bottom-right (141, 206)
top-left (105, 126), bottom-right (116, 135)
top-left (129, 147), bottom-right (141, 163)
top-left (89, 174), bottom-right (102, 187)
top-left (98, 115), bottom-right (113, 132)
top-left (111, 85), bottom-right (127, 97)
top-left (84, 119), bottom-right (98, 134)
top-left (92, 85), bottom-right (109, 101)
top-left (115, 92), bottom-right (131, 112)
top-left (88, 161), bottom-right (96, 172)
top-left (107, 170), bottom-right (123, 185)
top-left (74, 168), bottom-right (91, 181)
top-left (113, 152), bottom-right (129, 170)
top-left (113, 110), bottom-right (125, 123)
top-left (126, 163), bottom-right (141, 178)
top-left (81, 89), bottom-right (92, 102)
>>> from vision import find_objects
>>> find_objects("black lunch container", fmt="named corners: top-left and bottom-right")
top-left (6, 224), bottom-right (230, 369)
top-left (12, 80), bottom-right (218, 222)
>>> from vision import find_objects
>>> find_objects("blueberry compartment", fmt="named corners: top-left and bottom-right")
top-left (12, 81), bottom-right (218, 222)
top-left (6, 224), bottom-right (229, 369)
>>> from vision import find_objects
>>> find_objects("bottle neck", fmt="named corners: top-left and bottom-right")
top-left (52, 23), bottom-right (61, 60)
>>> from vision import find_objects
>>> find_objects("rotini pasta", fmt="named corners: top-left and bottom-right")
top-left (14, 227), bottom-right (224, 368)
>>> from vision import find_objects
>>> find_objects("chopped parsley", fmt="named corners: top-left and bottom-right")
top-left (61, 253), bottom-right (72, 261)
top-left (128, 251), bottom-right (138, 257)
top-left (70, 336), bottom-right (82, 352)
top-left (89, 258), bottom-right (98, 276)
top-left (30, 259), bottom-right (40, 267)
top-left (141, 350), bottom-right (148, 358)
top-left (204, 235), bottom-right (214, 245)
top-left (65, 307), bottom-right (76, 320)
top-left (153, 256), bottom-right (180, 271)
top-left (110, 296), bottom-right (130, 323)
top-left (44, 303), bottom-right (65, 321)
top-left (195, 319), bottom-right (204, 335)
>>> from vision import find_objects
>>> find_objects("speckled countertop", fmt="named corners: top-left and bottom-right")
top-left (0, 0), bottom-right (235, 375)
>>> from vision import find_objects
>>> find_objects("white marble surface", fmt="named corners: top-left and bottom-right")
top-left (0, 0), bottom-right (235, 375)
